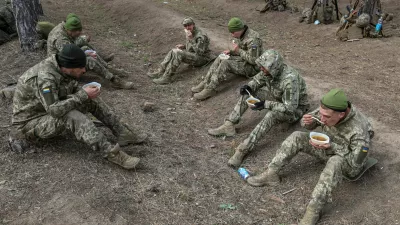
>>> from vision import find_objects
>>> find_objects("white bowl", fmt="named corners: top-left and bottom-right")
top-left (310, 132), bottom-right (330, 145)
top-left (219, 53), bottom-right (230, 60)
top-left (82, 82), bottom-right (101, 89)
top-left (246, 97), bottom-right (260, 107)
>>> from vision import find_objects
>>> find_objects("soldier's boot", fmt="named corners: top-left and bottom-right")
top-left (152, 72), bottom-right (173, 85)
top-left (118, 126), bottom-right (148, 147)
top-left (207, 121), bottom-right (236, 137)
top-left (0, 86), bottom-right (16, 100)
top-left (193, 88), bottom-right (216, 100)
top-left (106, 144), bottom-right (140, 169)
top-left (191, 81), bottom-right (206, 93)
top-left (111, 76), bottom-right (135, 89)
top-left (8, 128), bottom-right (34, 153)
top-left (246, 169), bottom-right (280, 187)
top-left (299, 204), bottom-right (320, 225)
top-left (101, 53), bottom-right (115, 63)
top-left (228, 137), bottom-right (251, 167)
top-left (147, 68), bottom-right (165, 79)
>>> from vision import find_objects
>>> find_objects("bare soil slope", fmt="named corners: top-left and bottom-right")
top-left (1, 0), bottom-right (400, 224)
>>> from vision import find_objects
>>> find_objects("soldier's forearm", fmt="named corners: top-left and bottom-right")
top-left (239, 49), bottom-right (256, 65)
top-left (47, 90), bottom-right (88, 118)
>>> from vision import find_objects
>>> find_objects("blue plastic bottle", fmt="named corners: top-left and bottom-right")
top-left (375, 17), bottom-right (383, 33)
top-left (238, 168), bottom-right (250, 180)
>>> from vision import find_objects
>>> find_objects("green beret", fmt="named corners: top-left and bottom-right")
top-left (228, 17), bottom-right (244, 33)
top-left (57, 44), bottom-right (86, 68)
top-left (321, 88), bottom-right (348, 112)
top-left (182, 17), bottom-right (195, 25)
top-left (66, 13), bottom-right (80, 21)
top-left (64, 16), bottom-right (82, 31)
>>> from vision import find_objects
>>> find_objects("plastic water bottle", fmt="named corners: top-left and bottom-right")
top-left (375, 17), bottom-right (383, 33)
top-left (238, 168), bottom-right (250, 180)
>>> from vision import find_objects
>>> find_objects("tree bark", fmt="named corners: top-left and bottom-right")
top-left (359, 0), bottom-right (382, 24)
top-left (11, 0), bottom-right (44, 51)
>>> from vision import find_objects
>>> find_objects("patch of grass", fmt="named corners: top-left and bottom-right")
top-left (120, 41), bottom-right (134, 49)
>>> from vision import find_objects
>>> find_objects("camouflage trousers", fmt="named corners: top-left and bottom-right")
top-left (228, 89), bottom-right (304, 153)
top-left (79, 41), bottom-right (114, 80)
top-left (86, 56), bottom-right (114, 80)
top-left (203, 56), bottom-right (259, 90)
top-left (268, 131), bottom-right (364, 212)
top-left (160, 49), bottom-right (209, 77)
top-left (16, 98), bottom-right (125, 156)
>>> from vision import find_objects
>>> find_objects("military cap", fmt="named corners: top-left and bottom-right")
top-left (321, 88), bottom-right (349, 112)
top-left (182, 17), bottom-right (195, 26)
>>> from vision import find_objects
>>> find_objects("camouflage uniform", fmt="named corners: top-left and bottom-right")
top-left (47, 22), bottom-right (114, 80)
top-left (268, 106), bottom-right (374, 213)
top-left (202, 26), bottom-right (262, 90)
top-left (229, 50), bottom-right (309, 153)
top-left (12, 55), bottom-right (126, 156)
top-left (158, 27), bottom-right (211, 78)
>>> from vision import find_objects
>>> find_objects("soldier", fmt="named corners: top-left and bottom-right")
top-left (246, 89), bottom-right (374, 225)
top-left (47, 13), bottom-right (133, 89)
top-left (192, 17), bottom-right (263, 100)
top-left (10, 44), bottom-right (147, 169)
top-left (148, 17), bottom-right (212, 85)
top-left (208, 50), bottom-right (309, 167)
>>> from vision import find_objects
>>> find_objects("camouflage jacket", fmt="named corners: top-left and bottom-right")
top-left (248, 50), bottom-right (309, 116)
top-left (12, 55), bottom-right (89, 125)
top-left (47, 22), bottom-right (89, 56)
top-left (302, 106), bottom-right (374, 170)
top-left (185, 27), bottom-right (211, 57)
top-left (231, 25), bottom-right (263, 67)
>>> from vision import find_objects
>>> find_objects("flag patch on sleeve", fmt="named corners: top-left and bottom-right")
top-left (43, 88), bottom-right (51, 93)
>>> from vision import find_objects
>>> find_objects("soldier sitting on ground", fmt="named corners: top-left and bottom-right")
top-left (148, 17), bottom-right (212, 85)
top-left (208, 50), bottom-right (309, 167)
top-left (192, 17), bottom-right (263, 100)
top-left (47, 13), bottom-right (134, 89)
top-left (246, 89), bottom-right (374, 225)
top-left (10, 44), bottom-right (147, 169)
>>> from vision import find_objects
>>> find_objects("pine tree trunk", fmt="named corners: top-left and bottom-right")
top-left (11, 0), bottom-right (44, 51)
top-left (359, 0), bottom-right (382, 24)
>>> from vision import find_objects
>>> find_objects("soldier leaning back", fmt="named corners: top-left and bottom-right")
top-left (247, 89), bottom-right (374, 225)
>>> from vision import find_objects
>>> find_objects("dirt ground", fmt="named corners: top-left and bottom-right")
top-left (1, 0), bottom-right (400, 224)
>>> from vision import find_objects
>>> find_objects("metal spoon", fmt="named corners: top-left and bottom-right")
top-left (311, 116), bottom-right (323, 124)
top-left (245, 89), bottom-right (254, 98)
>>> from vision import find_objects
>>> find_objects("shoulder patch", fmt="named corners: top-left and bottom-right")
top-left (42, 86), bottom-right (55, 106)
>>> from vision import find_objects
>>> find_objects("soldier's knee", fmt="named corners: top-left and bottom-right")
top-left (326, 155), bottom-right (344, 168)
top-left (86, 57), bottom-right (97, 70)
top-left (64, 110), bottom-right (88, 123)
top-left (290, 131), bottom-right (307, 140)
top-left (172, 49), bottom-right (182, 55)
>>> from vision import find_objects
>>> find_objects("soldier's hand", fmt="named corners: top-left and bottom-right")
top-left (309, 140), bottom-right (331, 150)
top-left (302, 114), bottom-right (314, 125)
top-left (84, 86), bottom-right (100, 99)
top-left (251, 101), bottom-right (265, 111)
top-left (223, 50), bottom-right (230, 55)
top-left (176, 44), bottom-right (185, 49)
top-left (240, 85), bottom-right (252, 95)
top-left (232, 42), bottom-right (239, 54)
top-left (86, 51), bottom-right (97, 59)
